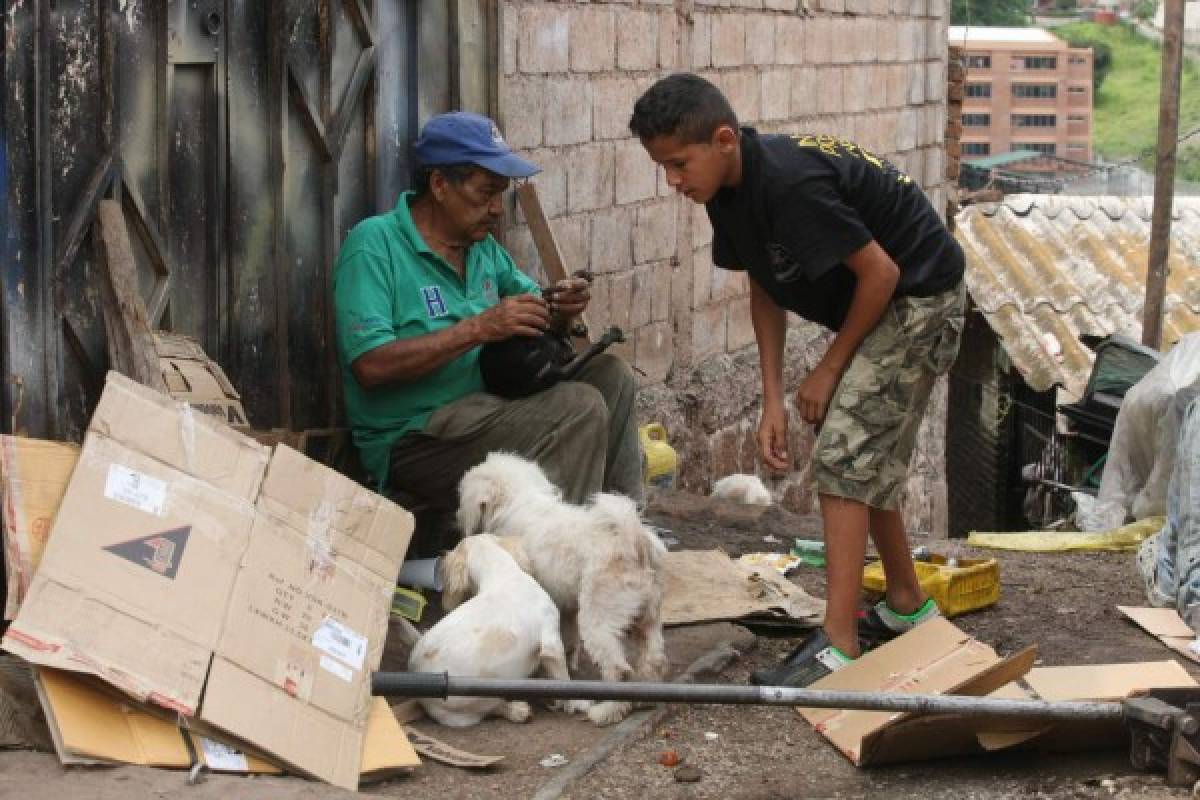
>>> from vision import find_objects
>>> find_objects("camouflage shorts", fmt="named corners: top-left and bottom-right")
top-left (813, 280), bottom-right (966, 510)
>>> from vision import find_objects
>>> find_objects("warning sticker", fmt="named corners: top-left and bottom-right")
top-left (104, 464), bottom-right (167, 516)
top-left (311, 617), bottom-right (367, 671)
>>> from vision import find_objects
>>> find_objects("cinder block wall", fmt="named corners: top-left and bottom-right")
top-left (498, 0), bottom-right (954, 536)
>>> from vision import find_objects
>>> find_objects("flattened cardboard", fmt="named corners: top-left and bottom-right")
top-left (798, 618), bottom-right (1039, 765)
top-left (3, 374), bottom-right (268, 713)
top-left (201, 444), bottom-right (413, 790)
top-left (1023, 660), bottom-right (1196, 701)
top-left (34, 666), bottom-right (418, 778)
top-left (154, 332), bottom-right (249, 427)
top-left (1, 436), bottom-right (79, 619)
top-left (662, 549), bottom-right (824, 627)
top-left (1118, 606), bottom-right (1200, 663)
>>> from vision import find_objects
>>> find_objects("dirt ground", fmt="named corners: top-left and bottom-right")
top-left (0, 491), bottom-right (1194, 799)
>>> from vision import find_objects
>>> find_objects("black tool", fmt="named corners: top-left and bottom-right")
top-left (479, 325), bottom-right (626, 399)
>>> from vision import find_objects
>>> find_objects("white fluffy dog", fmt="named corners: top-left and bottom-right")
top-left (711, 473), bottom-right (773, 506)
top-left (407, 534), bottom-right (580, 727)
top-left (457, 453), bottom-right (668, 726)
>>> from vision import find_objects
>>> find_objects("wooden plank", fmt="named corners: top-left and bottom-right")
top-left (514, 182), bottom-right (593, 344)
top-left (94, 199), bottom-right (167, 392)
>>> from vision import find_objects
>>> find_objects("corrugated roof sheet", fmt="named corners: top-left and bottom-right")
top-left (955, 194), bottom-right (1200, 396)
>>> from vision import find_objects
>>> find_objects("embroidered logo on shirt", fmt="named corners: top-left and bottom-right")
top-left (482, 278), bottom-right (499, 304)
top-left (421, 285), bottom-right (449, 318)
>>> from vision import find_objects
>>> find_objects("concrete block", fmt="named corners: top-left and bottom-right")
top-left (525, 148), bottom-right (568, 220)
top-left (804, 16), bottom-right (831, 66)
top-left (693, 244), bottom-right (714, 307)
top-left (567, 143), bottom-right (615, 213)
top-left (501, 80), bottom-right (544, 149)
top-left (790, 66), bottom-right (819, 118)
top-left (692, 11), bottom-right (713, 68)
top-left (720, 69), bottom-right (761, 123)
top-left (504, 224), bottom-right (542, 281)
top-left (711, 13), bottom-right (747, 67)
top-left (733, 0), bottom-right (764, 7)
top-left (545, 78), bottom-right (594, 146)
top-left (929, 0), bottom-right (947, 18)
top-left (589, 206), bottom-right (635, 274)
top-left (745, 14), bottom-right (777, 66)
top-left (556, 213), bottom-right (590, 275)
top-left (519, 6), bottom-right (569, 74)
top-left (634, 200), bottom-right (678, 264)
top-left (843, 65), bottom-right (869, 113)
top-left (651, 260), bottom-right (673, 322)
top-left (846, 0), bottom-right (871, 14)
top-left (926, 59), bottom-right (945, 104)
top-left (927, 19), bottom-right (946, 59)
top-left (875, 14), bottom-right (898, 62)
top-left (618, 10), bottom-right (659, 71)
top-left (761, 68), bottom-right (792, 121)
top-left (592, 77), bottom-right (641, 140)
top-left (727, 294), bottom-right (756, 351)
top-left (608, 270), bottom-right (635, 330)
top-left (659, 8), bottom-right (679, 68)
top-left (852, 19), bottom-right (877, 63)
top-left (925, 147), bottom-right (944, 190)
top-left (821, 0), bottom-right (846, 13)
top-left (870, 0), bottom-right (890, 13)
top-left (588, 269), bottom-right (611, 329)
top-left (765, 0), bottom-right (799, 9)
top-left (630, 267), bottom-right (655, 329)
top-left (692, 302), bottom-right (728, 361)
top-left (776, 15), bottom-right (804, 65)
top-left (867, 64), bottom-right (891, 111)
top-left (693, 203), bottom-right (714, 248)
top-left (614, 139), bottom-right (658, 206)
top-left (908, 61), bottom-right (926, 105)
top-left (569, 7), bottom-right (615, 73)
top-left (887, 63), bottom-right (909, 107)
top-left (831, 18), bottom-right (854, 64)
top-left (816, 67), bottom-right (844, 115)
top-left (503, 4), bottom-right (518, 76)
top-left (897, 106), bottom-right (918, 151)
top-left (635, 320), bottom-right (674, 384)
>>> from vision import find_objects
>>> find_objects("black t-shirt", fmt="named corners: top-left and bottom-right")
top-left (706, 128), bottom-right (965, 331)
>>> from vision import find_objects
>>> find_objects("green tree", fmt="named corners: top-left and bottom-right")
top-left (951, 0), bottom-right (1031, 26)
top-left (1059, 28), bottom-right (1115, 90)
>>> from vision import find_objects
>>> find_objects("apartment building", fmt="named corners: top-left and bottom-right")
top-left (948, 27), bottom-right (1094, 171)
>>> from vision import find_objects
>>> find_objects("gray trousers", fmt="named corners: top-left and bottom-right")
top-left (387, 353), bottom-right (644, 511)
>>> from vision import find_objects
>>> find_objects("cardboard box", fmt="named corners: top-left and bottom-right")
top-left (201, 444), bottom-right (412, 789)
top-left (154, 331), bottom-right (249, 427)
top-left (3, 373), bottom-right (268, 712)
top-left (1, 436), bottom-right (80, 619)
top-left (34, 666), bottom-right (419, 779)
top-left (2, 372), bottom-right (414, 790)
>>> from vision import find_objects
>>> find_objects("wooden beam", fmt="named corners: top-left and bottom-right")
top-left (515, 182), bottom-right (592, 344)
top-left (94, 200), bottom-right (167, 392)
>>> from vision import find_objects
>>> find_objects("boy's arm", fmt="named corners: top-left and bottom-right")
top-left (794, 240), bottom-right (899, 424)
top-left (750, 277), bottom-right (791, 471)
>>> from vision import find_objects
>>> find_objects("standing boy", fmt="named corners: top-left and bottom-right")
top-left (630, 74), bottom-right (966, 686)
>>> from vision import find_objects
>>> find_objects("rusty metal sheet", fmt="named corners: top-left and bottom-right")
top-left (956, 195), bottom-right (1200, 397)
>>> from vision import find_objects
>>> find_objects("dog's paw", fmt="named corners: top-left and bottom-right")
top-left (502, 701), bottom-right (533, 723)
top-left (586, 701), bottom-right (631, 727)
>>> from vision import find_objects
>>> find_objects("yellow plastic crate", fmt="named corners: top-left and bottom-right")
top-left (862, 554), bottom-right (1000, 618)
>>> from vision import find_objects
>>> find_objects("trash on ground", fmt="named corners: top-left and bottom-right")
top-left (640, 423), bottom-right (678, 489)
top-left (1118, 606), bottom-right (1200, 664)
top-left (656, 749), bottom-right (680, 767)
top-left (791, 539), bottom-right (826, 567)
top-left (391, 585), bottom-right (428, 622)
top-left (674, 764), bottom-right (703, 782)
top-left (966, 516), bottom-right (1164, 553)
top-left (704, 731), bottom-right (719, 741)
top-left (737, 552), bottom-right (803, 576)
top-left (661, 549), bottom-right (823, 628)
top-left (541, 753), bottom-right (569, 768)
top-left (862, 553), bottom-right (1000, 617)
top-left (406, 729), bottom-right (504, 769)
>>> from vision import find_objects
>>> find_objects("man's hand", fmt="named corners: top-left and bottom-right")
top-left (793, 363), bottom-right (841, 426)
top-left (758, 400), bottom-right (791, 472)
top-left (473, 294), bottom-right (551, 341)
top-left (545, 277), bottom-right (591, 318)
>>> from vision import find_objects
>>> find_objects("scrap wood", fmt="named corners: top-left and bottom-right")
top-left (515, 183), bottom-right (593, 345)
top-left (94, 199), bottom-right (167, 393)
top-left (966, 516), bottom-right (1164, 552)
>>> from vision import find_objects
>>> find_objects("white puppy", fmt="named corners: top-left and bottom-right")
top-left (407, 534), bottom-right (578, 727)
top-left (457, 453), bottom-right (668, 726)
top-left (711, 473), bottom-right (773, 506)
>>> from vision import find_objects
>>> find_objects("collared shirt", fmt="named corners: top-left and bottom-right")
top-left (334, 191), bottom-right (540, 486)
top-left (706, 128), bottom-right (965, 331)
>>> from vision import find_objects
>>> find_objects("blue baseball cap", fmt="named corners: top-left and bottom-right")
top-left (414, 112), bottom-right (540, 179)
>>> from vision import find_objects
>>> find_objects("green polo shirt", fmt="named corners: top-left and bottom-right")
top-left (334, 191), bottom-right (540, 487)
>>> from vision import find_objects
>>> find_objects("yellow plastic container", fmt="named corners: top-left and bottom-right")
top-left (862, 554), bottom-right (1000, 618)
top-left (639, 423), bottom-right (678, 489)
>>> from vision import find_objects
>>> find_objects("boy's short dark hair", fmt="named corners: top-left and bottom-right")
top-left (628, 73), bottom-right (739, 144)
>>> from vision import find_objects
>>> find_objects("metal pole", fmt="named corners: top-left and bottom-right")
top-left (1143, 0), bottom-right (1186, 350)
top-left (372, 672), bottom-right (1126, 722)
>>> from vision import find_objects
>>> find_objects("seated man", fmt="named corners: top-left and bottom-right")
top-left (334, 112), bottom-right (643, 541)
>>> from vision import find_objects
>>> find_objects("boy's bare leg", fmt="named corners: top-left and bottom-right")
top-left (868, 507), bottom-right (927, 614)
top-left (820, 493), bottom-right (870, 658)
